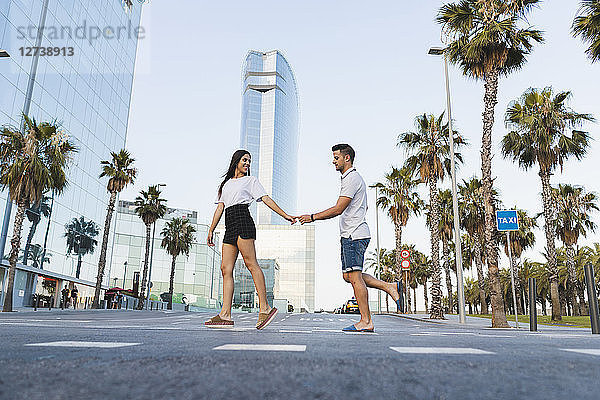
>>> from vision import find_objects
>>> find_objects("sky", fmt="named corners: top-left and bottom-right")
top-left (123, 0), bottom-right (600, 311)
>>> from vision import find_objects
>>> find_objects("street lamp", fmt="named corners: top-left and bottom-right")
top-left (147, 183), bottom-right (166, 303)
top-left (428, 46), bottom-right (466, 324)
top-left (368, 185), bottom-right (382, 314)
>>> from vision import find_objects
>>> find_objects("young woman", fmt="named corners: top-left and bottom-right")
top-left (206, 149), bottom-right (295, 329)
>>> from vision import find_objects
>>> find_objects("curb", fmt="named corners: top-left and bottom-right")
top-left (377, 312), bottom-right (445, 325)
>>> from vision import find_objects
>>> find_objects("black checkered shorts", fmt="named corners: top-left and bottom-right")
top-left (223, 204), bottom-right (256, 245)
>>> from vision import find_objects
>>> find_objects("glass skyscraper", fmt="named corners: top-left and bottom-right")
top-left (0, 0), bottom-right (143, 307)
top-left (240, 50), bottom-right (299, 225)
top-left (236, 50), bottom-right (314, 312)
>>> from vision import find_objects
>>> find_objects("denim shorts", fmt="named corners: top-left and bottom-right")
top-left (340, 237), bottom-right (370, 273)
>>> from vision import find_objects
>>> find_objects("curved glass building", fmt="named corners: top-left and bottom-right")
top-left (240, 50), bottom-right (299, 225)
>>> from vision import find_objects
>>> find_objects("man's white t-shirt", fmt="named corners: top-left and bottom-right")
top-left (216, 176), bottom-right (268, 208)
top-left (339, 167), bottom-right (371, 239)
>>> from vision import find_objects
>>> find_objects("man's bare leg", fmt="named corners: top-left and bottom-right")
top-left (361, 273), bottom-right (400, 301)
top-left (344, 271), bottom-right (373, 330)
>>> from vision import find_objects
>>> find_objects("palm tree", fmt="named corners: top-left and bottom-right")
top-left (134, 185), bottom-right (167, 310)
top-left (93, 149), bottom-right (137, 308)
top-left (498, 208), bottom-right (537, 314)
top-left (373, 166), bottom-right (423, 292)
top-left (553, 184), bottom-right (598, 315)
top-left (22, 194), bottom-right (51, 265)
top-left (411, 249), bottom-right (430, 313)
top-left (437, 0), bottom-right (543, 328)
top-left (502, 87), bottom-right (594, 320)
top-left (64, 216), bottom-right (99, 279)
top-left (398, 113), bottom-right (465, 319)
top-left (572, 0), bottom-right (600, 62)
top-left (438, 189), bottom-right (455, 313)
top-left (458, 178), bottom-right (490, 314)
top-left (23, 244), bottom-right (50, 269)
top-left (160, 217), bottom-right (196, 310)
top-left (464, 277), bottom-right (480, 314)
top-left (0, 115), bottom-right (76, 312)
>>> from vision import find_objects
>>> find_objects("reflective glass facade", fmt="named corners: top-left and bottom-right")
top-left (255, 224), bottom-right (315, 312)
top-left (112, 201), bottom-right (223, 308)
top-left (240, 50), bottom-right (299, 225)
top-left (0, 0), bottom-right (143, 307)
top-left (233, 258), bottom-right (279, 309)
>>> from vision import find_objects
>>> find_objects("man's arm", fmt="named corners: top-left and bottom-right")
top-left (299, 196), bottom-right (351, 224)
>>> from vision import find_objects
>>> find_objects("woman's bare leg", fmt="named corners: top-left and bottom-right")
top-left (361, 273), bottom-right (400, 301)
top-left (218, 243), bottom-right (239, 320)
top-left (237, 238), bottom-right (272, 314)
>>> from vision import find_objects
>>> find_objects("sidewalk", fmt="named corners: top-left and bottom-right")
top-left (380, 312), bottom-right (595, 334)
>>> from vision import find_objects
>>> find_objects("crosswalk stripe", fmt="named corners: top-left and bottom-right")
top-left (390, 347), bottom-right (495, 355)
top-left (561, 349), bottom-right (600, 356)
top-left (213, 344), bottom-right (306, 352)
top-left (25, 341), bottom-right (140, 348)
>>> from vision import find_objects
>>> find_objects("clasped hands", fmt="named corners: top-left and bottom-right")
top-left (284, 214), bottom-right (314, 225)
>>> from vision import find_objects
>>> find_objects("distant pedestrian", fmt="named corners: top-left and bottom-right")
top-left (206, 150), bottom-right (295, 329)
top-left (71, 286), bottom-right (78, 309)
top-left (61, 287), bottom-right (70, 309)
top-left (298, 144), bottom-right (403, 332)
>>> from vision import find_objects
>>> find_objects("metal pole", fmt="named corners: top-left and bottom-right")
top-left (443, 54), bottom-right (466, 324)
top-left (375, 186), bottom-right (381, 313)
top-left (506, 231), bottom-right (519, 328)
top-left (584, 263), bottom-right (599, 334)
top-left (147, 221), bottom-right (156, 305)
top-left (528, 277), bottom-right (537, 332)
top-left (122, 261), bottom-right (127, 289)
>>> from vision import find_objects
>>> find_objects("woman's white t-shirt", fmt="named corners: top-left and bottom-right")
top-left (216, 176), bottom-right (268, 208)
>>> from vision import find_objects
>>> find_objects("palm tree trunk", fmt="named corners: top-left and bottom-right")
top-left (405, 271), bottom-right (411, 314)
top-left (474, 234), bottom-right (488, 314)
top-left (512, 255), bottom-right (524, 315)
top-left (93, 191), bottom-right (117, 309)
top-left (2, 201), bottom-right (27, 312)
top-left (539, 169), bottom-right (562, 321)
top-left (413, 287), bottom-right (417, 313)
top-left (394, 221), bottom-right (402, 277)
top-left (22, 220), bottom-right (39, 265)
top-left (137, 223), bottom-right (152, 310)
top-left (423, 280), bottom-right (429, 314)
top-left (76, 253), bottom-right (82, 279)
top-left (428, 180), bottom-right (444, 319)
top-left (40, 190), bottom-right (54, 270)
top-left (481, 68), bottom-right (509, 328)
top-left (565, 244), bottom-right (581, 316)
top-left (442, 237), bottom-right (453, 313)
top-left (168, 255), bottom-right (176, 310)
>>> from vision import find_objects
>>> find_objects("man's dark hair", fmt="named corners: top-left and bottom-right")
top-left (331, 143), bottom-right (355, 163)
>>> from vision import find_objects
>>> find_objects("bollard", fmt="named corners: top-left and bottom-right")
top-left (584, 263), bottom-right (600, 334)
top-left (126, 298), bottom-right (129, 310)
top-left (33, 295), bottom-right (38, 311)
top-left (528, 278), bottom-right (537, 332)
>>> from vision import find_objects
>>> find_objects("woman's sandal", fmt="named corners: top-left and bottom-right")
top-left (256, 307), bottom-right (278, 330)
top-left (204, 314), bottom-right (234, 328)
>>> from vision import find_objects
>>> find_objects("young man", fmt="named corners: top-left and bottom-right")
top-left (299, 144), bottom-right (403, 332)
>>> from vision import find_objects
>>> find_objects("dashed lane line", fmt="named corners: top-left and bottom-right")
top-left (561, 349), bottom-right (600, 356)
top-left (25, 341), bottom-right (141, 348)
top-left (213, 344), bottom-right (306, 352)
top-left (390, 347), bottom-right (495, 355)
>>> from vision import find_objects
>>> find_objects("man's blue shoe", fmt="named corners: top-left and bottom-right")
top-left (342, 324), bottom-right (374, 333)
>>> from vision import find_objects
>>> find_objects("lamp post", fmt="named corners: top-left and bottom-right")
top-left (122, 261), bottom-right (128, 289)
top-left (146, 183), bottom-right (166, 303)
top-left (428, 46), bottom-right (466, 324)
top-left (210, 232), bottom-right (220, 304)
top-left (368, 185), bottom-right (382, 313)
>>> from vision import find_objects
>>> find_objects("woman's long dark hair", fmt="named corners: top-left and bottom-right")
top-left (218, 149), bottom-right (251, 198)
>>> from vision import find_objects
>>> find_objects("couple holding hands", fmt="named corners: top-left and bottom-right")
top-left (206, 144), bottom-right (403, 332)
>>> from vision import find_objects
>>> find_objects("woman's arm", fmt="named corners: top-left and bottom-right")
top-left (207, 203), bottom-right (225, 246)
top-left (261, 196), bottom-right (295, 223)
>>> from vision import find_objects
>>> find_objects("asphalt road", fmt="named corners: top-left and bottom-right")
top-left (0, 310), bottom-right (599, 400)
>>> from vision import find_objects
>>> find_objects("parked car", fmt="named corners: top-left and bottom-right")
top-left (343, 298), bottom-right (359, 314)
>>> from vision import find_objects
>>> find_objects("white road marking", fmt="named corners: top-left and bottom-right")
top-left (343, 332), bottom-right (379, 335)
top-left (213, 344), bottom-right (306, 352)
top-left (26, 341), bottom-right (140, 348)
top-left (279, 330), bottom-right (312, 333)
top-left (390, 347), bottom-right (495, 354)
top-left (530, 334), bottom-right (590, 339)
top-left (561, 349), bottom-right (600, 356)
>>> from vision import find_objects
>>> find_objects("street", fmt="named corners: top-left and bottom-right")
top-left (0, 310), bottom-right (599, 400)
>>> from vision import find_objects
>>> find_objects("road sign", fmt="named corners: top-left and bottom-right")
top-left (401, 260), bottom-right (410, 270)
top-left (496, 210), bottom-right (519, 231)
top-left (400, 249), bottom-right (410, 259)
